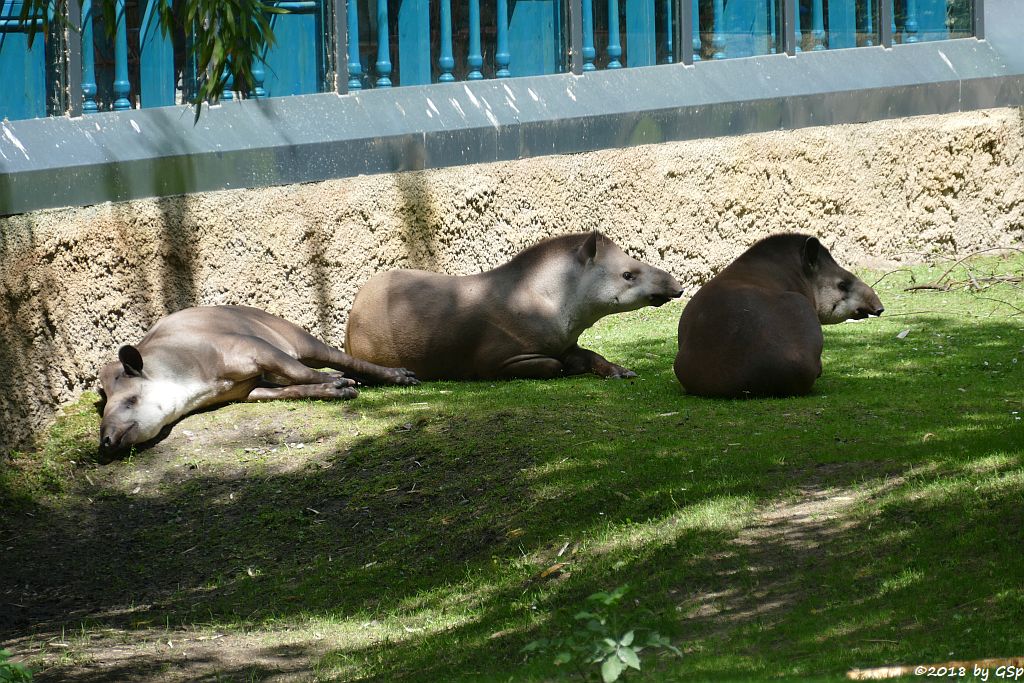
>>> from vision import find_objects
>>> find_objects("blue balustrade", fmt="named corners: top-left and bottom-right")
top-left (711, 0), bottom-right (725, 59)
top-left (582, 0), bottom-right (596, 70)
top-left (375, 0), bottom-right (393, 86)
top-left (112, 0), bottom-right (131, 110)
top-left (348, 0), bottom-right (364, 89)
top-left (692, 0), bottom-right (701, 60)
top-left (438, 0), bottom-right (454, 82)
top-left (0, 0), bottom-right (985, 121)
top-left (467, 0), bottom-right (483, 79)
top-left (81, 0), bottom-right (97, 113)
top-left (607, 0), bottom-right (622, 68)
top-left (810, 0), bottom-right (825, 50)
top-left (495, 0), bottom-right (511, 77)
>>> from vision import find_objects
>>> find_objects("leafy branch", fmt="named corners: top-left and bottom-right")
top-left (15, 0), bottom-right (286, 118)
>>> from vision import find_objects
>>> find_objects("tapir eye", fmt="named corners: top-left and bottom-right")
top-left (124, 396), bottom-right (139, 408)
top-left (622, 271), bottom-right (636, 282)
top-left (837, 280), bottom-right (850, 293)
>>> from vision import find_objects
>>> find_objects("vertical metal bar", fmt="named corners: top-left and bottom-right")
top-left (782, 0), bottom-right (797, 55)
top-left (973, 0), bottom-right (984, 39)
top-left (113, 0), bottom-right (131, 109)
top-left (582, 0), bottom-right (596, 70)
top-left (467, 0), bottom-right (484, 78)
top-left (439, 0), bottom-right (456, 80)
top-left (769, 0), bottom-right (776, 53)
top-left (691, 0), bottom-right (701, 60)
top-left (375, 0), bottom-right (393, 86)
top-left (606, 0), bottom-right (622, 67)
top-left (66, 0), bottom-right (83, 116)
top-left (569, 0), bottom-right (584, 73)
top-left (495, 0), bottom-right (511, 76)
top-left (879, 0), bottom-right (892, 47)
top-left (679, 0), bottom-right (692, 64)
top-left (333, 0), bottom-right (349, 93)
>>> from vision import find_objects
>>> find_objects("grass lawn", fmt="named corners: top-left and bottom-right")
top-left (1, 253), bottom-right (1022, 682)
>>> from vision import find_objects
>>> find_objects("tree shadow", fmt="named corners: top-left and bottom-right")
top-left (1, 313), bottom-right (1021, 680)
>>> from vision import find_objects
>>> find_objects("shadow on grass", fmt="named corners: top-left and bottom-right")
top-left (1, 313), bottom-right (1021, 681)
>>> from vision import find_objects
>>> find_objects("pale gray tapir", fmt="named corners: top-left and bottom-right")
top-left (98, 305), bottom-right (418, 452)
top-left (344, 231), bottom-right (685, 380)
top-left (674, 233), bottom-right (884, 398)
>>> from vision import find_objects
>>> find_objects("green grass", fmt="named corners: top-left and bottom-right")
top-left (1, 254), bottom-right (1022, 682)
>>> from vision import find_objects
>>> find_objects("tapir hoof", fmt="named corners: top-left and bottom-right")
top-left (329, 386), bottom-right (360, 400)
top-left (387, 368), bottom-right (420, 386)
top-left (599, 364), bottom-right (638, 380)
top-left (323, 372), bottom-right (357, 387)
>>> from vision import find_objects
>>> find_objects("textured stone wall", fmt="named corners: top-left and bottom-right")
top-left (2, 107), bottom-right (1023, 451)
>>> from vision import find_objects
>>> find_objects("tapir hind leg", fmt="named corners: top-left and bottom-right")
top-left (295, 338), bottom-right (419, 387)
top-left (234, 338), bottom-right (359, 389)
top-left (246, 382), bottom-right (358, 401)
top-left (561, 345), bottom-right (637, 379)
top-left (496, 354), bottom-right (564, 379)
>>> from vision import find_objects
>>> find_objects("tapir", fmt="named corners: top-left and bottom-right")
top-left (99, 305), bottom-right (418, 452)
top-left (674, 233), bottom-right (884, 398)
top-left (344, 231), bottom-right (685, 380)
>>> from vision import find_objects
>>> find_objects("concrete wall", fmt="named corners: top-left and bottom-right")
top-left (2, 106), bottom-right (1023, 452)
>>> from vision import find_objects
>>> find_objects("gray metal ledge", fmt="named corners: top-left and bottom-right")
top-left (2, 0), bottom-right (1023, 216)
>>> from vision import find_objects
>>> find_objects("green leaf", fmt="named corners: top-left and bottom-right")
top-left (618, 646), bottom-right (641, 670)
top-left (619, 630), bottom-right (635, 647)
top-left (554, 652), bottom-right (572, 665)
top-left (601, 656), bottom-right (625, 683)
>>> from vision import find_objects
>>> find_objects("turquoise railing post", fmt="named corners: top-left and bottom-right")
top-left (864, 0), bottom-right (874, 46)
top-left (904, 0), bottom-right (919, 42)
top-left (810, 0), bottom-right (824, 49)
top-left (347, 0), bottom-right (363, 89)
top-left (769, 0), bottom-right (776, 52)
top-left (665, 0), bottom-right (673, 62)
top-left (467, 0), bottom-right (483, 79)
top-left (891, 0), bottom-right (897, 42)
top-left (375, 0), bottom-right (392, 86)
top-left (495, 0), bottom-right (510, 77)
top-left (81, 0), bottom-right (97, 113)
top-left (711, 0), bottom-right (724, 58)
top-left (607, 0), bottom-right (622, 68)
top-left (582, 0), bottom-right (596, 70)
top-left (439, 0), bottom-right (455, 81)
top-left (691, 0), bottom-right (700, 60)
top-left (112, 0), bottom-right (131, 109)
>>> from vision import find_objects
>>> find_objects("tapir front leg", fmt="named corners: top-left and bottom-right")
top-left (561, 345), bottom-right (637, 379)
top-left (241, 339), bottom-right (359, 393)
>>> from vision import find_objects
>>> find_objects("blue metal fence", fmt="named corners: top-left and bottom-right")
top-left (0, 0), bottom-right (977, 120)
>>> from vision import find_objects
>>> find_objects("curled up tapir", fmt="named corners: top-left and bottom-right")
top-left (674, 233), bottom-right (884, 398)
top-left (98, 305), bottom-right (418, 453)
top-left (344, 231), bottom-right (685, 380)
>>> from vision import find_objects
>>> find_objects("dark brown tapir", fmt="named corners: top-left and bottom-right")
top-left (98, 305), bottom-right (418, 452)
top-left (674, 234), bottom-right (884, 398)
top-left (345, 232), bottom-right (685, 380)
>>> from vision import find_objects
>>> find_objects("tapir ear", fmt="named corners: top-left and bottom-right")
top-left (118, 345), bottom-right (144, 377)
top-left (577, 231), bottom-right (599, 265)
top-left (801, 237), bottom-right (821, 274)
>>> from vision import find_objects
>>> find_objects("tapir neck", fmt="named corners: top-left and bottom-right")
top-left (495, 253), bottom-right (593, 342)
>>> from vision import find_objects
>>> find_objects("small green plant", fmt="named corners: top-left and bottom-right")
top-left (523, 586), bottom-right (681, 682)
top-left (0, 649), bottom-right (33, 683)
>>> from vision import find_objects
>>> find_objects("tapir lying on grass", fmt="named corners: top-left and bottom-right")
top-left (674, 234), bottom-right (884, 398)
top-left (345, 231), bottom-right (685, 380)
top-left (98, 305), bottom-right (418, 452)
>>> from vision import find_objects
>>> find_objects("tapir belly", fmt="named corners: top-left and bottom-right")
top-left (675, 288), bottom-right (823, 398)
